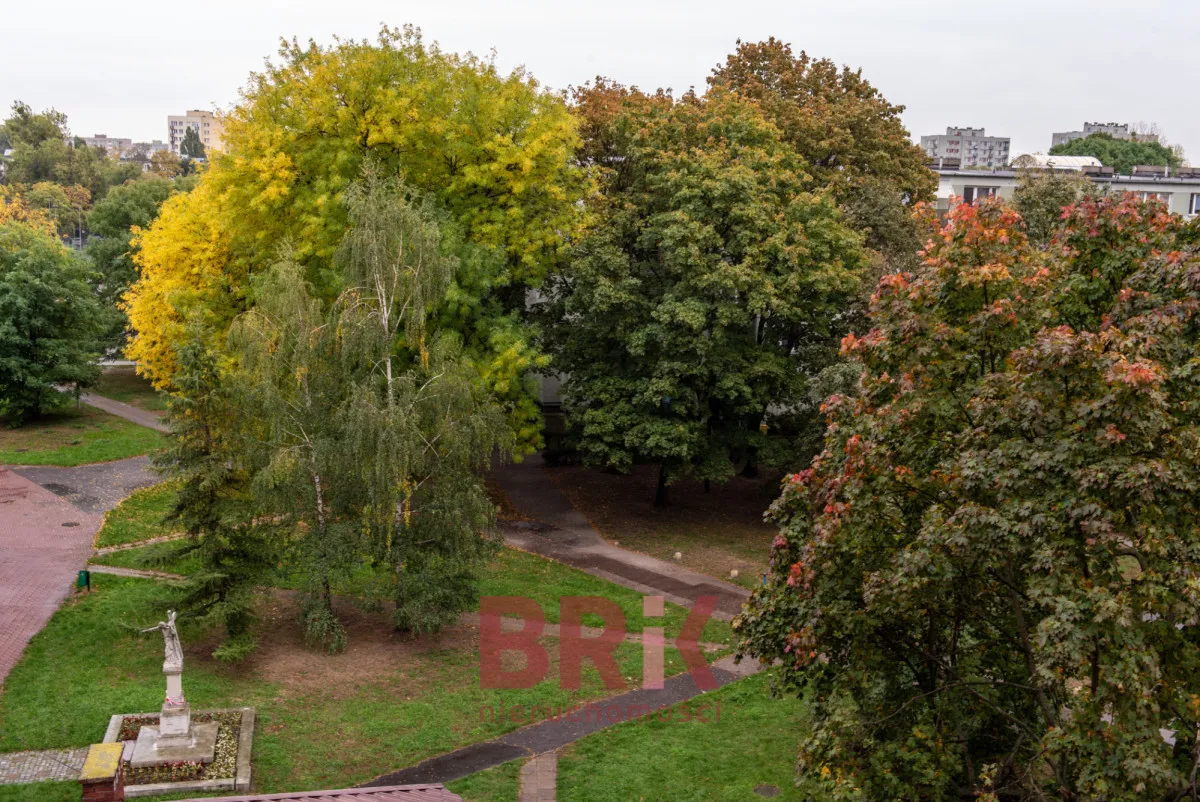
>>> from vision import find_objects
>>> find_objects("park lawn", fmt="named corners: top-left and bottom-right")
top-left (0, 781), bottom-right (79, 802)
top-left (89, 484), bottom-right (733, 645)
top-left (446, 760), bottom-right (522, 802)
top-left (0, 569), bottom-right (716, 796)
top-left (0, 405), bottom-right (162, 467)
top-left (92, 365), bottom-right (168, 411)
top-left (90, 541), bottom-right (731, 647)
top-left (556, 671), bottom-right (807, 802)
top-left (95, 481), bottom-right (178, 547)
top-left (545, 464), bottom-right (780, 590)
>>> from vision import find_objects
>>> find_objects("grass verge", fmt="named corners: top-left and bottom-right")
top-left (0, 406), bottom-right (162, 467)
top-left (95, 482), bottom-right (177, 548)
top-left (556, 672), bottom-right (806, 801)
top-left (446, 759), bottom-right (522, 802)
top-left (93, 366), bottom-right (167, 412)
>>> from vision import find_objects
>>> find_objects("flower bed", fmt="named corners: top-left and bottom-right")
top-left (118, 710), bottom-right (241, 785)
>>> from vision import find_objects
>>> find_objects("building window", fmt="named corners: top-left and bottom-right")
top-left (962, 187), bottom-right (998, 204)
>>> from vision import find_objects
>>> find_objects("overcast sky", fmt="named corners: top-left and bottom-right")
top-left (2, 0), bottom-right (1195, 162)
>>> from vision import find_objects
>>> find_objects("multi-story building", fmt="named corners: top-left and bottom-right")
top-left (933, 164), bottom-right (1200, 218)
top-left (1050, 122), bottom-right (1132, 149)
top-left (166, 110), bottom-right (224, 155)
top-left (920, 127), bottom-right (1011, 169)
top-left (82, 134), bottom-right (133, 155)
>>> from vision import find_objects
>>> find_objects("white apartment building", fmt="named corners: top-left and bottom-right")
top-left (920, 127), bottom-right (1011, 169)
top-left (934, 165), bottom-right (1200, 218)
top-left (166, 110), bottom-right (224, 155)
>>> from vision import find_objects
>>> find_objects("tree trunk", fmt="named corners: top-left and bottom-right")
top-left (654, 464), bottom-right (669, 507)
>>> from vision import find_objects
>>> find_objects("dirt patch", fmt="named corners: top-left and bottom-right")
top-left (189, 591), bottom-right (480, 699)
top-left (544, 464), bottom-right (780, 589)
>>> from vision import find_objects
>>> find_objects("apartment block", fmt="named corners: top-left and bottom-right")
top-left (166, 110), bottom-right (224, 155)
top-left (920, 127), bottom-right (1011, 169)
top-left (1051, 122), bottom-right (1132, 149)
top-left (83, 134), bottom-right (133, 155)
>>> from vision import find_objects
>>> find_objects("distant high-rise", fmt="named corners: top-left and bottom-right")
top-left (82, 134), bottom-right (133, 155)
top-left (919, 127), bottom-right (1010, 169)
top-left (166, 110), bottom-right (224, 155)
top-left (1049, 122), bottom-right (1158, 149)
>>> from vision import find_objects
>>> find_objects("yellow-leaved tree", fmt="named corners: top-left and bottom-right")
top-left (124, 25), bottom-right (588, 452)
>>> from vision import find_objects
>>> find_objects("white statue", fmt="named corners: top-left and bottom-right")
top-left (143, 610), bottom-right (183, 668)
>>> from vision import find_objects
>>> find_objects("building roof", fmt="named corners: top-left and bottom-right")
top-left (1010, 153), bottom-right (1102, 170)
top-left (173, 785), bottom-right (463, 801)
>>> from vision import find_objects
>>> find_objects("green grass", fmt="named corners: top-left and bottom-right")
top-left (93, 366), bottom-right (168, 411)
top-left (95, 482), bottom-right (178, 547)
top-left (0, 781), bottom-right (80, 802)
top-left (447, 759), bottom-right (523, 802)
top-left (0, 566), bottom-right (715, 795)
top-left (556, 672), bottom-right (807, 801)
top-left (0, 405), bottom-right (162, 466)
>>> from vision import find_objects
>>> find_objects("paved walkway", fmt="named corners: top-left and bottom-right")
top-left (518, 752), bottom-right (557, 802)
top-left (79, 392), bottom-right (168, 433)
top-left (0, 468), bottom-right (102, 689)
top-left (13, 456), bottom-right (157, 514)
top-left (490, 459), bottom-right (750, 620)
top-left (362, 653), bottom-right (758, 789)
top-left (0, 747), bottom-right (88, 785)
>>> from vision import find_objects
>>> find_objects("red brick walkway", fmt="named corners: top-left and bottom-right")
top-left (0, 467), bottom-right (102, 689)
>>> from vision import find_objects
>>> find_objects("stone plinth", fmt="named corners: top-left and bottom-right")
top-left (129, 721), bottom-right (219, 768)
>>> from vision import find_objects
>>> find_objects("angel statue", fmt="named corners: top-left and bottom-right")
top-left (142, 610), bottom-right (183, 668)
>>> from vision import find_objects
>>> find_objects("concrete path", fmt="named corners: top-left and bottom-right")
top-left (490, 459), bottom-right (750, 621)
top-left (362, 653), bottom-right (758, 790)
top-left (0, 468), bottom-right (102, 689)
top-left (0, 747), bottom-right (88, 785)
top-left (79, 392), bottom-right (168, 433)
top-left (13, 456), bottom-right (157, 514)
top-left (518, 752), bottom-right (557, 802)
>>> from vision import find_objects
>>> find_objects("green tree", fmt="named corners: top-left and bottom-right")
top-left (0, 221), bottom-right (103, 423)
top-left (548, 89), bottom-right (864, 504)
top-left (125, 25), bottom-right (585, 455)
top-left (1050, 132), bottom-right (1183, 174)
top-left (228, 172), bottom-right (508, 650)
top-left (179, 127), bottom-right (205, 160)
top-left (736, 196), bottom-right (1200, 800)
top-left (708, 38), bottom-right (935, 205)
top-left (85, 177), bottom-right (177, 348)
top-left (154, 326), bottom-right (271, 661)
top-left (1011, 167), bottom-right (1095, 245)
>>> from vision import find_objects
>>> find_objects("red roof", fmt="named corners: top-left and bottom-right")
top-left (172, 785), bottom-right (462, 801)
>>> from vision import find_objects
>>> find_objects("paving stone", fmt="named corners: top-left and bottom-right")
top-left (0, 747), bottom-right (87, 785)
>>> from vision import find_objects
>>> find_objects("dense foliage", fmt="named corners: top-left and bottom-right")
top-left (157, 173), bottom-right (509, 654)
top-left (0, 221), bottom-right (103, 423)
top-left (547, 85), bottom-right (864, 502)
top-left (1050, 132), bottom-right (1183, 175)
top-left (1010, 167), bottom-right (1094, 246)
top-left (124, 26), bottom-right (586, 453)
top-left (736, 196), bottom-right (1200, 800)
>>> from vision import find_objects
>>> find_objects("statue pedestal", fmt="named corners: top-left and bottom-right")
top-left (129, 660), bottom-right (218, 768)
top-left (129, 721), bottom-right (218, 768)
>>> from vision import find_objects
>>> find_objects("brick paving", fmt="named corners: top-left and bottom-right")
top-left (0, 747), bottom-right (88, 784)
top-left (0, 467), bottom-right (102, 690)
top-left (518, 752), bottom-right (557, 802)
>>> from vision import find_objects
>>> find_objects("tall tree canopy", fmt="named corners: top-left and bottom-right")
top-left (0, 220), bottom-right (103, 423)
top-left (124, 25), bottom-right (586, 452)
top-left (158, 172), bottom-right (509, 654)
top-left (180, 127), bottom-right (206, 160)
top-left (548, 86), bottom-right (864, 503)
top-left (707, 38), bottom-right (934, 204)
top-left (736, 196), bottom-right (1200, 800)
top-left (1050, 132), bottom-right (1183, 174)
